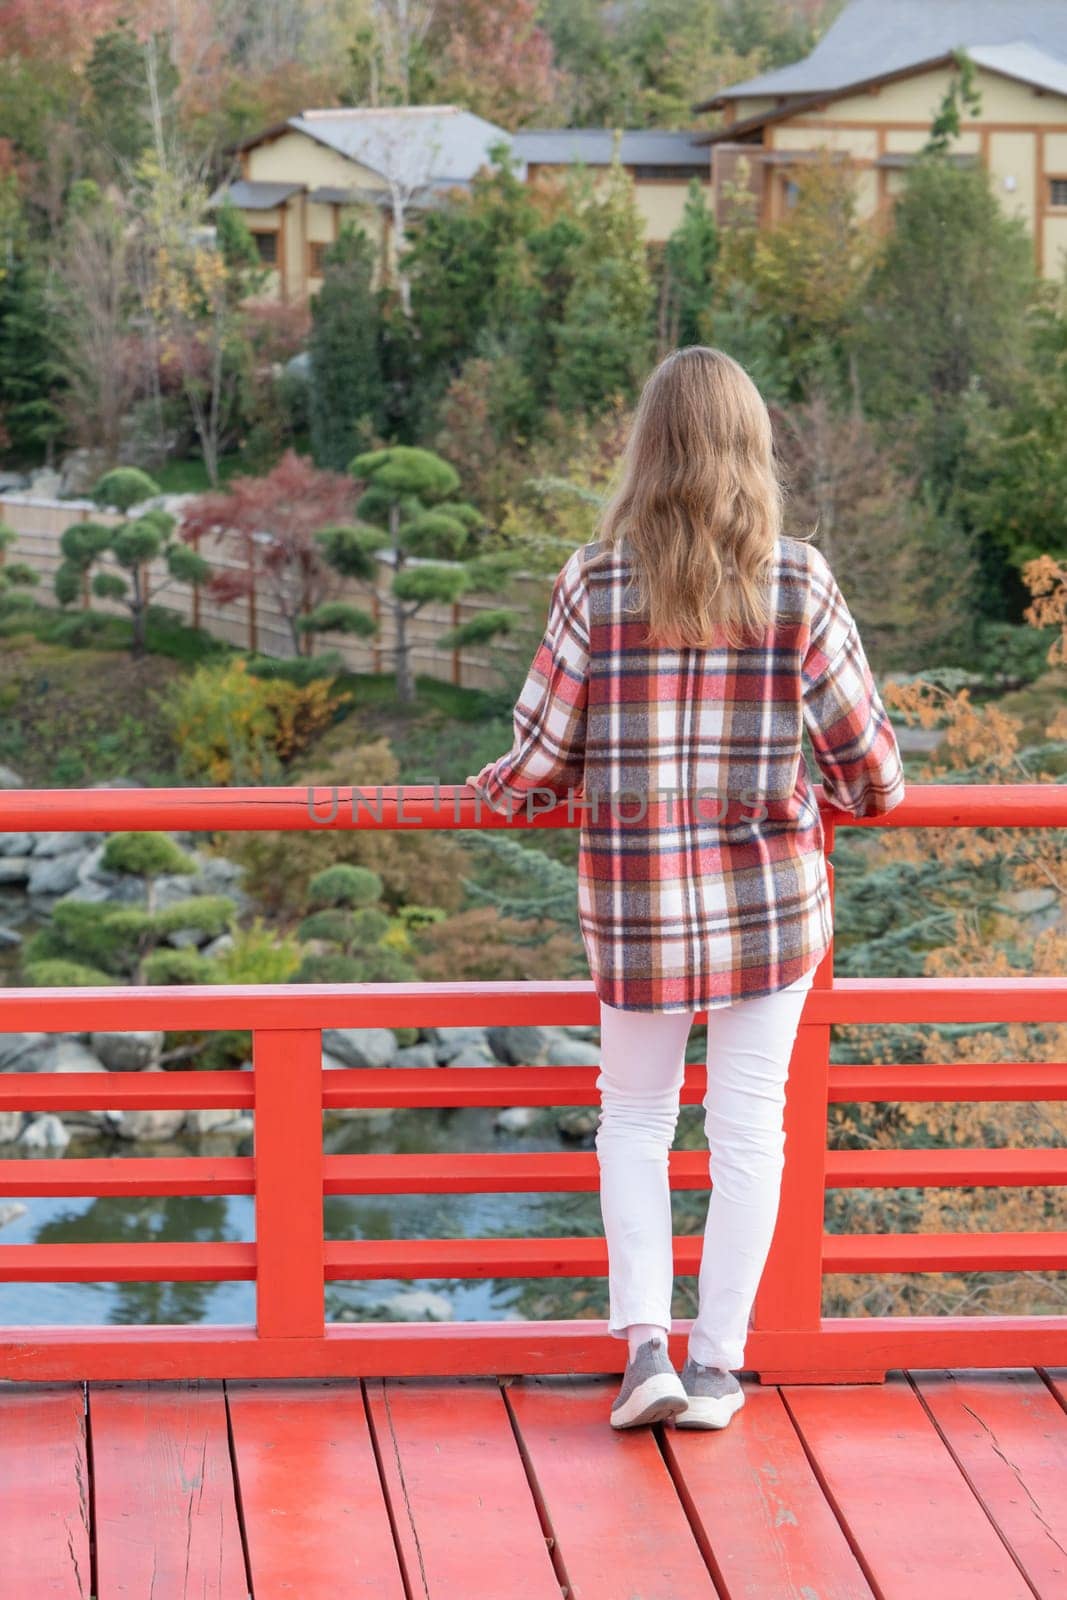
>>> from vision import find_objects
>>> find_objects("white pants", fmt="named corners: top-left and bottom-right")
top-left (594, 965), bottom-right (816, 1372)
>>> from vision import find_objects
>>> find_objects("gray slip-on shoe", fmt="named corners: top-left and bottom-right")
top-left (674, 1356), bottom-right (746, 1429)
top-left (609, 1335), bottom-right (688, 1429)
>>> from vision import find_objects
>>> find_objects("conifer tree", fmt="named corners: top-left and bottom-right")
top-left (308, 224), bottom-right (386, 471)
top-left (0, 234), bottom-right (63, 461)
top-left (661, 178), bottom-right (718, 349)
top-left (341, 445), bottom-right (520, 703)
top-left (55, 468), bottom-right (210, 654)
top-left (0, 522), bottom-right (39, 603)
top-left (22, 833), bottom-right (236, 987)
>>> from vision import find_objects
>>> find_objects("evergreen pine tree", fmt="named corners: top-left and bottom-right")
top-left (662, 178), bottom-right (718, 349)
top-left (0, 184), bottom-right (63, 462)
top-left (341, 446), bottom-right (521, 703)
top-left (308, 225), bottom-right (386, 470)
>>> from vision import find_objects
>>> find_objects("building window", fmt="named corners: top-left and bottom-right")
top-left (251, 230), bottom-right (278, 265)
top-left (781, 177), bottom-right (800, 210)
top-left (1050, 177), bottom-right (1067, 208)
top-left (309, 239), bottom-right (330, 277)
top-left (629, 164), bottom-right (705, 180)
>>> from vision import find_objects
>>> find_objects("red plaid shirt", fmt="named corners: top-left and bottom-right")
top-left (480, 536), bottom-right (905, 1012)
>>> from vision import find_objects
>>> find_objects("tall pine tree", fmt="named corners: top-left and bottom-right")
top-left (661, 178), bottom-right (718, 349)
top-left (308, 224), bottom-right (386, 470)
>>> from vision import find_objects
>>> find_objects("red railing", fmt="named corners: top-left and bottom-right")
top-left (0, 784), bottom-right (1065, 1384)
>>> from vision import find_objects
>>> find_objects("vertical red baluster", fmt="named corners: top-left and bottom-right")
top-left (749, 819), bottom-right (835, 1381)
top-left (254, 1028), bottom-right (325, 1340)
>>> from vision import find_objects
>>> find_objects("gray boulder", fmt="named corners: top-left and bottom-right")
top-left (0, 927), bottom-right (21, 949)
top-left (391, 1043), bottom-right (437, 1068)
top-left (55, 882), bottom-right (113, 905)
top-left (0, 764), bottom-right (24, 788)
top-left (37, 1039), bottom-right (111, 1131)
top-left (0, 1112), bottom-right (23, 1144)
top-left (545, 1036), bottom-right (601, 1067)
top-left (18, 1114), bottom-right (71, 1151)
top-left (557, 1108), bottom-right (599, 1140)
top-left (113, 1106), bottom-right (187, 1142)
top-left (48, 1038), bottom-right (108, 1075)
top-left (0, 1033), bottom-right (52, 1072)
top-left (494, 1106), bottom-right (539, 1134)
top-left (184, 1109), bottom-right (253, 1136)
top-left (93, 1059), bottom-right (180, 1140)
top-left (151, 873), bottom-right (198, 909)
top-left (486, 1024), bottom-right (551, 1064)
top-left (194, 855), bottom-right (244, 889)
top-left (31, 831), bottom-right (102, 857)
top-left (77, 844), bottom-right (118, 884)
top-left (61, 853), bottom-right (145, 903)
top-left (27, 468), bottom-right (62, 497)
top-left (0, 832), bottom-right (34, 856)
top-left (90, 1031), bottom-right (163, 1072)
top-left (433, 1026), bottom-right (495, 1066)
top-left (0, 858), bottom-right (31, 885)
top-left (27, 853), bottom-right (84, 896)
top-left (321, 1027), bottom-right (396, 1068)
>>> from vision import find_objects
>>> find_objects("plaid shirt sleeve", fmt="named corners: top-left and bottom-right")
top-left (480, 551), bottom-right (589, 807)
top-left (802, 547), bottom-right (906, 819)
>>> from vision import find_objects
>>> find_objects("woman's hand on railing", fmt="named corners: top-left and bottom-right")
top-left (465, 762), bottom-right (498, 790)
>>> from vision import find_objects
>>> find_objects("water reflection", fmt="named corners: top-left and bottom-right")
top-left (0, 1104), bottom-right (712, 1329)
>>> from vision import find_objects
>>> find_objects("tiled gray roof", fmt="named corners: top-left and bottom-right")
top-left (706, 0), bottom-right (1067, 103)
top-left (207, 179), bottom-right (304, 210)
top-left (288, 105), bottom-right (512, 186)
top-left (510, 129), bottom-right (707, 166)
top-left (968, 40), bottom-right (1067, 95)
top-left (309, 177), bottom-right (473, 208)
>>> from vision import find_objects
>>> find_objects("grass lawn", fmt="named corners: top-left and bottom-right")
top-left (151, 434), bottom-right (315, 496)
top-left (0, 632), bottom-right (184, 786)
top-left (0, 595), bottom-right (519, 790)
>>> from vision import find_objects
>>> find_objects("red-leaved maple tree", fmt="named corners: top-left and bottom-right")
top-left (181, 450), bottom-right (361, 657)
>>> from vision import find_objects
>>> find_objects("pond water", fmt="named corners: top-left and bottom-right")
top-left (0, 890), bottom-right (716, 1330)
top-left (0, 1100), bottom-right (712, 1330)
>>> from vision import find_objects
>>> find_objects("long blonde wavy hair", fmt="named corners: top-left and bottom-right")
top-left (595, 347), bottom-right (785, 649)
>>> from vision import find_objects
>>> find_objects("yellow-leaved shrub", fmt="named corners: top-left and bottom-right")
top-left (162, 658), bottom-right (343, 783)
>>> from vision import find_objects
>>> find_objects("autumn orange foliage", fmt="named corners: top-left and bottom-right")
top-left (819, 559), bottom-right (1067, 1320)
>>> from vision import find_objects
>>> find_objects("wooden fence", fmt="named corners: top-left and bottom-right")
top-left (0, 494), bottom-right (549, 692)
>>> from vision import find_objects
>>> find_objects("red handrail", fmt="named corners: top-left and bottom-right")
top-left (0, 780), bottom-right (1063, 832)
top-left (0, 783), bottom-right (1065, 1384)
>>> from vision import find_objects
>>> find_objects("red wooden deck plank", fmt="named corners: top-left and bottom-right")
top-left (226, 1379), bottom-right (405, 1599)
top-left (660, 1381), bottom-right (876, 1599)
top-left (911, 1369), bottom-right (1067, 1597)
top-left (89, 1380), bottom-right (247, 1600)
top-left (784, 1372), bottom-right (1035, 1598)
top-left (505, 1374), bottom-right (718, 1599)
top-left (364, 1375), bottom-right (562, 1598)
top-left (0, 1383), bottom-right (90, 1599)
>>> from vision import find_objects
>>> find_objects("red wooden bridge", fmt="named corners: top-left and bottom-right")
top-left (0, 783), bottom-right (1065, 1598)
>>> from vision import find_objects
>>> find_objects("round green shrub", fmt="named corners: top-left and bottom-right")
top-left (102, 832), bottom-right (195, 878)
top-left (142, 947), bottom-right (214, 984)
top-left (308, 863), bottom-right (383, 909)
top-left (23, 958), bottom-right (113, 986)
